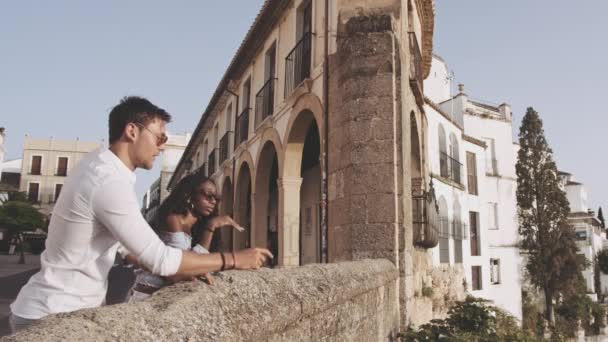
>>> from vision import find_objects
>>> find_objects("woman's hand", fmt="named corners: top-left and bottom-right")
top-left (232, 248), bottom-right (273, 270)
top-left (207, 215), bottom-right (246, 233)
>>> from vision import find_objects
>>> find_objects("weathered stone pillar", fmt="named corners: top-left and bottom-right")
top-left (278, 177), bottom-right (302, 266)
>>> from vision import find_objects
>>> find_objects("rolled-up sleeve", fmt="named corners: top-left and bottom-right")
top-left (91, 179), bottom-right (182, 276)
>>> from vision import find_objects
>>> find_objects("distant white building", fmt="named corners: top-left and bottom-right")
top-left (142, 132), bottom-right (191, 223)
top-left (19, 136), bottom-right (101, 216)
top-left (424, 55), bottom-right (523, 321)
top-left (560, 171), bottom-right (605, 300)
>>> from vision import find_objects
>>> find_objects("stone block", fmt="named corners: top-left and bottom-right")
top-left (351, 223), bottom-right (397, 252)
top-left (366, 192), bottom-right (397, 224)
top-left (350, 162), bottom-right (396, 195)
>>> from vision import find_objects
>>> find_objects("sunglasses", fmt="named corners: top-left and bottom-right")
top-left (199, 190), bottom-right (221, 203)
top-left (133, 122), bottom-right (168, 146)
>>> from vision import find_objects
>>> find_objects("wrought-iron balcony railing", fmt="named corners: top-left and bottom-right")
top-left (439, 151), bottom-right (464, 186)
top-left (255, 78), bottom-right (276, 128)
top-left (452, 219), bottom-right (468, 241)
top-left (285, 32), bottom-right (312, 98)
top-left (235, 108), bottom-right (250, 148)
top-left (412, 178), bottom-right (440, 248)
top-left (408, 32), bottom-right (423, 106)
top-left (219, 131), bottom-right (233, 165)
top-left (208, 150), bottom-right (217, 176)
top-left (438, 217), bottom-right (451, 239)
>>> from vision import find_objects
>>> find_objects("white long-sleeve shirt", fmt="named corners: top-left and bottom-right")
top-left (11, 148), bottom-right (182, 319)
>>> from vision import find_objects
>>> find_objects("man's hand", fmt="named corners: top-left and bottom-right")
top-left (233, 248), bottom-right (273, 270)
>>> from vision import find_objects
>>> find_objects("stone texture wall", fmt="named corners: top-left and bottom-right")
top-left (5, 259), bottom-right (399, 342)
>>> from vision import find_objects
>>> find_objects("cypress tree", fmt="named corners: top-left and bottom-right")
top-left (516, 107), bottom-right (584, 324)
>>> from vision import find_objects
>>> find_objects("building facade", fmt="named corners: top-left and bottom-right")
top-left (168, 0), bottom-right (437, 327)
top-left (19, 136), bottom-right (100, 216)
top-left (424, 55), bottom-right (523, 320)
top-left (560, 171), bottom-right (605, 300)
top-left (142, 132), bottom-right (191, 224)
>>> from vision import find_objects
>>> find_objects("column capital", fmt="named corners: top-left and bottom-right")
top-left (277, 177), bottom-right (303, 189)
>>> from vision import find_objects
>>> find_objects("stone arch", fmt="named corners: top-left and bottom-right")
top-left (253, 140), bottom-right (280, 263)
top-left (255, 127), bottom-right (284, 177)
top-left (218, 177), bottom-right (234, 252)
top-left (234, 162), bottom-right (253, 250)
top-left (234, 149), bottom-right (255, 189)
top-left (281, 106), bottom-right (324, 266)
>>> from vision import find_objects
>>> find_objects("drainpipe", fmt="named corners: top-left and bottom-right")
top-left (321, 0), bottom-right (330, 263)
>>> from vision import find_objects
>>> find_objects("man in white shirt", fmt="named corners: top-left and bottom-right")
top-left (9, 96), bottom-right (271, 333)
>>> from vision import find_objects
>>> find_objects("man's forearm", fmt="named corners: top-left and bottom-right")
top-left (174, 250), bottom-right (234, 277)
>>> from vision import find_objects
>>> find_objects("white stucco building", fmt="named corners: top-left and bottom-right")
top-left (19, 136), bottom-right (101, 216)
top-left (142, 132), bottom-right (191, 223)
top-left (424, 55), bottom-right (523, 321)
top-left (560, 171), bottom-right (605, 300)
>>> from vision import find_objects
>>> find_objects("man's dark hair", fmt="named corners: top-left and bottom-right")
top-left (108, 96), bottom-right (172, 144)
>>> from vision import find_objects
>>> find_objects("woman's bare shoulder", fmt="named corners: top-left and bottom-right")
top-left (164, 214), bottom-right (184, 232)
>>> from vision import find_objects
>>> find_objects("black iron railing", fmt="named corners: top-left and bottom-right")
top-left (412, 178), bottom-right (440, 248)
top-left (219, 132), bottom-right (233, 165)
top-left (285, 32), bottom-right (312, 98)
top-left (452, 219), bottom-right (468, 240)
top-left (440, 152), bottom-right (464, 185)
top-left (208, 150), bottom-right (217, 176)
top-left (255, 78), bottom-right (276, 128)
top-left (235, 108), bottom-right (250, 147)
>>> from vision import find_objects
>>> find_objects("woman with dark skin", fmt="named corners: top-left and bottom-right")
top-left (129, 172), bottom-right (247, 301)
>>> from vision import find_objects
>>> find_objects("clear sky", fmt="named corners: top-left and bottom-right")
top-left (1, 1), bottom-right (607, 212)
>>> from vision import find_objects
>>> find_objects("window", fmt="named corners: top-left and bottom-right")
top-left (466, 152), bottom-right (478, 195)
top-left (54, 184), bottom-right (63, 202)
top-left (488, 202), bottom-right (499, 229)
top-left (27, 182), bottom-right (40, 203)
top-left (226, 103), bottom-right (233, 131)
top-left (30, 155), bottom-right (42, 175)
top-left (472, 266), bottom-right (482, 290)
top-left (264, 42), bottom-right (277, 82)
top-left (490, 259), bottom-right (501, 285)
top-left (56, 157), bottom-right (68, 176)
top-left (242, 78), bottom-right (251, 109)
top-left (469, 211), bottom-right (480, 256)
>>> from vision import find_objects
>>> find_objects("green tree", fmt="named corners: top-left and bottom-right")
top-left (598, 207), bottom-right (605, 229)
top-left (0, 200), bottom-right (45, 264)
top-left (516, 107), bottom-right (585, 325)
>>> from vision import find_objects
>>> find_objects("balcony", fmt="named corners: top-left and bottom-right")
top-left (219, 131), bottom-right (233, 165)
top-left (235, 108), bottom-right (250, 148)
top-left (255, 78), bottom-right (276, 128)
top-left (284, 32), bottom-right (312, 98)
top-left (440, 152), bottom-right (464, 186)
top-left (452, 219), bottom-right (468, 240)
top-left (408, 32), bottom-right (424, 107)
top-left (412, 178), bottom-right (440, 248)
top-left (208, 150), bottom-right (217, 177)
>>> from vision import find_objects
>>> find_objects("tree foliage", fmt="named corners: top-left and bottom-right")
top-left (598, 207), bottom-right (605, 229)
top-left (0, 200), bottom-right (45, 263)
top-left (400, 296), bottom-right (535, 341)
top-left (515, 107), bottom-right (585, 323)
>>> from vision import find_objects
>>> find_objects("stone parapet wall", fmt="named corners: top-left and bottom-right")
top-left (5, 259), bottom-right (399, 342)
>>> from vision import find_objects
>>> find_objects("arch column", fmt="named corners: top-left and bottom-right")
top-left (278, 176), bottom-right (303, 266)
